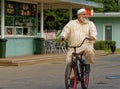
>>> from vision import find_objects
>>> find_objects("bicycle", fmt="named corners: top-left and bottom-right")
top-left (65, 37), bottom-right (90, 89)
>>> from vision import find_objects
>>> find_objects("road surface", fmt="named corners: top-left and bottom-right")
top-left (0, 54), bottom-right (120, 89)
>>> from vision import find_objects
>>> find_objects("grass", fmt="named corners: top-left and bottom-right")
top-left (104, 48), bottom-right (120, 53)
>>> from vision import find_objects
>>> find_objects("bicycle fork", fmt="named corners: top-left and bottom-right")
top-left (74, 59), bottom-right (86, 81)
top-left (80, 64), bottom-right (85, 81)
top-left (73, 59), bottom-right (81, 81)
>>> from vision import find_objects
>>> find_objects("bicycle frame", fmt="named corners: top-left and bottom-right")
top-left (71, 51), bottom-right (85, 81)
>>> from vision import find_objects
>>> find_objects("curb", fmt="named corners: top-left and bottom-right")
top-left (0, 53), bottom-right (66, 66)
top-left (0, 51), bottom-right (108, 66)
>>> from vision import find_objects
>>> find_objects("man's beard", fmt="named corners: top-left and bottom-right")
top-left (80, 17), bottom-right (89, 24)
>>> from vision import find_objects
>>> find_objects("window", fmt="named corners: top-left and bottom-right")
top-left (5, 1), bottom-right (15, 15)
top-left (4, 1), bottom-right (37, 37)
top-left (15, 27), bottom-right (23, 35)
top-left (5, 26), bottom-right (14, 35)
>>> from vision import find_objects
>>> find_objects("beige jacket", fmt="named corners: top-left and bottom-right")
top-left (60, 19), bottom-right (97, 64)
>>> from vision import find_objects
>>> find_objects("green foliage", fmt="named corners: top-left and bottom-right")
top-left (88, 0), bottom-right (104, 12)
top-left (72, 9), bottom-right (78, 19)
top-left (44, 9), bottom-right (69, 31)
top-left (88, 0), bottom-right (119, 12)
top-left (94, 40), bottom-right (116, 50)
top-left (103, 0), bottom-right (118, 12)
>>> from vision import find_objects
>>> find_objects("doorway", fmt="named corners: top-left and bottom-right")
top-left (105, 24), bottom-right (112, 40)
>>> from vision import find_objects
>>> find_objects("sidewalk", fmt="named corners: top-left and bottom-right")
top-left (0, 53), bottom-right (66, 66)
top-left (0, 50), bottom-right (108, 66)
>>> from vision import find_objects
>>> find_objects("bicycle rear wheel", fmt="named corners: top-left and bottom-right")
top-left (65, 62), bottom-right (77, 89)
top-left (81, 73), bottom-right (89, 89)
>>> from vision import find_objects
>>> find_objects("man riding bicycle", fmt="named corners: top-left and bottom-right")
top-left (60, 8), bottom-right (97, 73)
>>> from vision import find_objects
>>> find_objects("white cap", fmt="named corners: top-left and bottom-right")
top-left (77, 8), bottom-right (86, 15)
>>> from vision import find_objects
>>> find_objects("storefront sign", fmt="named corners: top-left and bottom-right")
top-left (44, 32), bottom-right (56, 39)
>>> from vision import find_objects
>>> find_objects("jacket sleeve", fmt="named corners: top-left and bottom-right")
top-left (60, 20), bottom-right (72, 39)
top-left (89, 21), bottom-right (97, 40)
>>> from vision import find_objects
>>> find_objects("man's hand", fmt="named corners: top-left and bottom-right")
top-left (89, 36), bottom-right (96, 41)
top-left (59, 36), bottom-right (65, 42)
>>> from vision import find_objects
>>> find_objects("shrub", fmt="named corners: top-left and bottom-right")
top-left (94, 40), bottom-right (116, 50)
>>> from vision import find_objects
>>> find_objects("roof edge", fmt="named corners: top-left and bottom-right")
top-left (93, 12), bottom-right (120, 17)
top-left (60, 0), bottom-right (103, 8)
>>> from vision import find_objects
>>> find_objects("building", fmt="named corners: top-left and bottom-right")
top-left (91, 12), bottom-right (120, 48)
top-left (0, 0), bottom-right (103, 58)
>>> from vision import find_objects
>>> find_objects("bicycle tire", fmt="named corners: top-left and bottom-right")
top-left (65, 62), bottom-right (77, 89)
top-left (81, 73), bottom-right (89, 89)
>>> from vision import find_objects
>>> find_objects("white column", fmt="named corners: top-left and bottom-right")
top-left (40, 3), bottom-right (44, 38)
top-left (69, 8), bottom-right (72, 20)
top-left (1, 0), bottom-right (5, 39)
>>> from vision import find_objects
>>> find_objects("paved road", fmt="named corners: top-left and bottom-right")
top-left (0, 54), bottom-right (120, 89)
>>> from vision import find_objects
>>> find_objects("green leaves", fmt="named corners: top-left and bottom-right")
top-left (103, 0), bottom-right (118, 12)
top-left (88, 0), bottom-right (119, 12)
top-left (44, 9), bottom-right (69, 31)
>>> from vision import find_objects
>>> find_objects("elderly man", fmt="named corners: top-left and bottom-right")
top-left (60, 8), bottom-right (97, 73)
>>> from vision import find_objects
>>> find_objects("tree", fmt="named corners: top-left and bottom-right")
top-left (44, 9), bottom-right (69, 31)
top-left (88, 0), bottom-right (119, 12)
top-left (89, 0), bottom-right (104, 12)
top-left (103, 0), bottom-right (118, 12)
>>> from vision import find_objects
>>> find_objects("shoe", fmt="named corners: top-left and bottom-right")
top-left (85, 64), bottom-right (90, 73)
top-left (69, 79), bottom-right (74, 88)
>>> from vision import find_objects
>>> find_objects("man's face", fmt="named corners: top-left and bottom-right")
top-left (77, 11), bottom-right (89, 24)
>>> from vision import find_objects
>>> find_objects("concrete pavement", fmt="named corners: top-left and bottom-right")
top-left (0, 53), bottom-right (66, 66)
top-left (0, 50), bottom-right (108, 66)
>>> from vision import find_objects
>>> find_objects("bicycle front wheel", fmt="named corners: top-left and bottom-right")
top-left (65, 62), bottom-right (77, 89)
top-left (81, 73), bottom-right (89, 89)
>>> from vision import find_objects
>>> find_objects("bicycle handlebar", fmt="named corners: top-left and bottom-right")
top-left (68, 37), bottom-right (90, 48)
